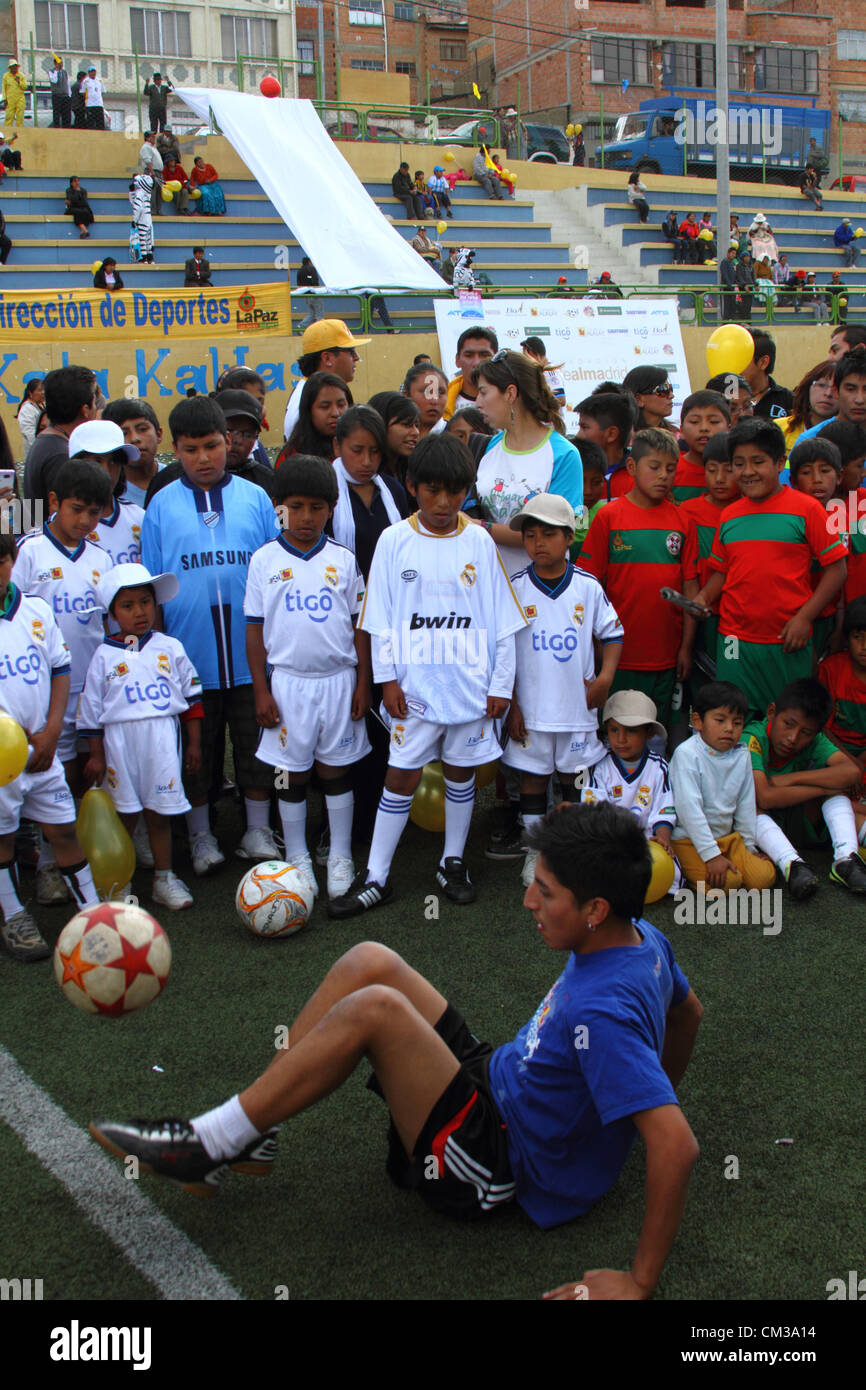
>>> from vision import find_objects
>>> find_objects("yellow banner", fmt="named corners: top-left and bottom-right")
top-left (0, 282), bottom-right (291, 342)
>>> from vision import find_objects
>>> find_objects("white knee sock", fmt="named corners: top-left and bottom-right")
top-left (61, 859), bottom-right (98, 908)
top-left (366, 792), bottom-right (412, 884)
top-left (821, 795), bottom-right (858, 862)
top-left (0, 862), bottom-right (24, 918)
top-left (325, 791), bottom-right (354, 860)
top-left (442, 777), bottom-right (476, 863)
top-left (755, 814), bottom-right (799, 873)
top-left (858, 819), bottom-right (866, 847)
top-left (38, 830), bottom-right (57, 869)
top-left (244, 797), bottom-right (270, 831)
top-left (278, 797), bottom-right (308, 861)
top-left (521, 813), bottom-right (543, 840)
top-left (186, 805), bottom-right (210, 837)
top-left (191, 1095), bottom-right (260, 1161)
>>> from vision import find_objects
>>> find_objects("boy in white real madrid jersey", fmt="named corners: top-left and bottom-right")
top-left (245, 457), bottom-right (371, 901)
top-left (504, 494), bottom-right (624, 888)
top-left (329, 433), bottom-right (527, 918)
top-left (69, 419), bottom-right (145, 567)
top-left (0, 533), bottom-right (99, 961)
top-left (12, 459), bottom-right (114, 905)
top-left (78, 565), bottom-right (203, 911)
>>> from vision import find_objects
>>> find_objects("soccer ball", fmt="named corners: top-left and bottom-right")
top-left (235, 860), bottom-right (314, 938)
top-left (53, 902), bottom-right (171, 1016)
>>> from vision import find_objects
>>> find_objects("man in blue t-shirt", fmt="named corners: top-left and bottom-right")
top-left (141, 395), bottom-right (277, 875)
top-left (90, 802), bottom-right (702, 1300)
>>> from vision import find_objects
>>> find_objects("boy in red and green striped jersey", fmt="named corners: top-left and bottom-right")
top-left (789, 435), bottom-right (844, 662)
top-left (820, 421), bottom-right (866, 607)
top-left (679, 433), bottom-right (739, 696)
top-left (818, 597), bottom-right (866, 813)
top-left (580, 428), bottom-right (699, 731)
top-left (695, 419), bottom-right (848, 720)
top-left (673, 391), bottom-right (730, 503)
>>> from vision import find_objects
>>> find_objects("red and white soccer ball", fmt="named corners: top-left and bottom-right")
top-left (53, 902), bottom-right (171, 1017)
top-left (235, 860), bottom-right (314, 938)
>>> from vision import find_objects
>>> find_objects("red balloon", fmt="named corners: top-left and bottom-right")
top-left (259, 75), bottom-right (281, 98)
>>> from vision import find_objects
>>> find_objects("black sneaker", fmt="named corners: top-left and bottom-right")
top-left (229, 1127), bottom-right (279, 1177)
top-left (435, 857), bottom-right (476, 904)
top-left (485, 804), bottom-right (524, 860)
top-left (327, 871), bottom-right (393, 920)
top-left (89, 1117), bottom-right (228, 1196)
top-left (785, 859), bottom-right (819, 901)
top-left (829, 853), bottom-right (866, 893)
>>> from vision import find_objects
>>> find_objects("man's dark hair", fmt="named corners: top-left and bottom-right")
top-left (401, 362), bottom-right (448, 395)
top-left (193, 246), bottom-right (204, 255)
top-left (701, 432), bottom-right (729, 466)
top-left (51, 459), bottom-right (112, 508)
top-left (524, 801), bottom-right (651, 920)
top-left (456, 326), bottom-right (498, 355)
top-left (831, 324), bottom-right (866, 352)
top-left (727, 417), bottom-right (786, 465)
top-left (168, 395), bottom-right (227, 444)
top-left (447, 406), bottom-right (490, 436)
top-left (843, 596), bottom-right (866, 637)
top-left (681, 390), bottom-right (731, 423)
top-left (271, 455), bottom-right (338, 509)
top-left (520, 336), bottom-right (546, 357)
top-left (335, 404), bottom-right (387, 457)
top-left (577, 392), bottom-right (633, 448)
top-left (788, 437), bottom-right (843, 479)
top-left (0, 532), bottom-right (17, 562)
top-left (705, 372), bottom-right (750, 396)
top-left (748, 329), bottom-right (777, 374)
top-left (412, 353), bottom-right (432, 366)
top-left (817, 420), bottom-right (866, 466)
top-left (43, 366), bottom-right (97, 427)
top-left (694, 681), bottom-right (749, 719)
top-left (568, 436), bottom-right (606, 476)
top-left (406, 432), bottom-right (474, 492)
top-left (296, 352), bottom-right (324, 378)
top-left (833, 347), bottom-right (866, 391)
top-left (216, 366), bottom-right (266, 395)
top-left (772, 677), bottom-right (832, 728)
top-left (102, 397), bottom-right (159, 431)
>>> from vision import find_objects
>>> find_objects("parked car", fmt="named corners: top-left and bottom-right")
top-left (830, 175), bottom-right (866, 192)
top-left (433, 119), bottom-right (569, 162)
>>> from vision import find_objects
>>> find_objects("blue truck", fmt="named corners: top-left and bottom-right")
top-left (595, 96), bottom-right (832, 184)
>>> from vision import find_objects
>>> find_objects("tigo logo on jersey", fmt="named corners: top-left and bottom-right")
top-left (573, 604), bottom-right (585, 626)
top-left (665, 532), bottom-right (683, 557)
top-left (31, 619), bottom-right (45, 642)
top-left (392, 724), bottom-right (405, 747)
top-left (324, 565), bottom-right (338, 589)
top-left (460, 564), bottom-right (477, 588)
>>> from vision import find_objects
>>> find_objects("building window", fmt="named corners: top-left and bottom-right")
top-left (298, 40), bottom-right (315, 76)
top-left (130, 8), bottom-right (191, 58)
top-left (221, 15), bottom-right (278, 61)
top-left (35, 1), bottom-right (100, 51)
top-left (394, 3), bottom-right (415, 19)
top-left (660, 43), bottom-right (743, 90)
top-left (838, 31), bottom-right (866, 62)
top-left (590, 38), bottom-right (650, 86)
top-left (350, 59), bottom-right (385, 70)
top-left (754, 48), bottom-right (818, 95)
top-left (349, 2), bottom-right (384, 26)
top-left (395, 61), bottom-right (416, 75)
top-left (440, 41), bottom-right (467, 62)
top-left (838, 90), bottom-right (866, 122)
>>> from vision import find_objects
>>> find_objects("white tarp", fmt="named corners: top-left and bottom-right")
top-left (176, 90), bottom-right (444, 292)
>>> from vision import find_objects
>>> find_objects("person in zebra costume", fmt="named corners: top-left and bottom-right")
top-left (129, 172), bottom-right (155, 264)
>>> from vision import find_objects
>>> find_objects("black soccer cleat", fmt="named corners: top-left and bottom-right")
top-left (435, 857), bottom-right (477, 905)
top-left (485, 804), bottom-right (524, 860)
top-left (829, 853), bottom-right (866, 894)
top-left (229, 1128), bottom-right (279, 1176)
top-left (327, 871), bottom-right (393, 920)
top-left (89, 1117), bottom-right (229, 1196)
top-left (784, 859), bottom-right (819, 902)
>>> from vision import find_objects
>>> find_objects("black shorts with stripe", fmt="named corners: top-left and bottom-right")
top-left (369, 1004), bottom-right (516, 1221)
top-left (183, 685), bottom-right (274, 801)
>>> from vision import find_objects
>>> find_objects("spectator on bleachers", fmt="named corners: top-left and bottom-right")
top-left (82, 64), bottom-right (105, 130)
top-left (427, 167), bottom-right (454, 218)
top-left (50, 56), bottom-right (72, 128)
top-left (729, 215), bottom-right (748, 257)
top-left (679, 212), bottom-right (700, 264)
top-left (570, 124), bottom-right (586, 167)
top-left (662, 210), bottom-right (687, 265)
top-left (2, 61), bottom-right (27, 129)
top-left (719, 244), bottom-right (739, 322)
top-left (392, 161), bottom-right (424, 220)
top-left (735, 251), bottom-right (756, 322)
top-left (190, 157), bottom-right (226, 216)
top-left (0, 205), bottom-right (11, 265)
top-left (137, 132), bottom-right (163, 216)
top-left (799, 167), bottom-right (823, 211)
top-left (93, 257), bottom-right (124, 291)
top-left (626, 171), bottom-right (649, 224)
top-left (296, 256), bottom-right (321, 329)
top-left (772, 254), bottom-right (797, 306)
top-left (184, 247), bottom-right (212, 288)
top-left (472, 148), bottom-right (506, 201)
top-left (439, 246), bottom-right (459, 284)
top-left (805, 138), bottom-right (829, 187)
top-left (156, 129), bottom-right (181, 164)
top-left (590, 271), bottom-right (622, 298)
top-left (413, 169), bottom-right (435, 217)
top-left (71, 71), bottom-right (86, 128)
top-left (129, 172), bottom-right (155, 264)
top-left (835, 218), bottom-right (860, 268)
top-left (827, 271), bottom-right (849, 323)
top-left (697, 213), bottom-right (717, 264)
top-left (804, 272), bottom-right (829, 323)
top-left (754, 256), bottom-right (776, 308)
top-left (23, 365), bottom-right (97, 506)
top-left (0, 132), bottom-right (21, 171)
top-left (452, 247), bottom-right (477, 290)
top-left (163, 155), bottom-right (192, 214)
top-left (411, 225), bottom-right (441, 264)
top-left (748, 213), bottom-right (779, 265)
top-left (779, 360), bottom-right (837, 451)
top-left (15, 380), bottom-right (44, 453)
top-left (144, 73), bottom-right (172, 134)
top-left (64, 177), bottom-right (94, 238)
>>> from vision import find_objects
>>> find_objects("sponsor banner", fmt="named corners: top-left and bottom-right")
top-left (0, 282), bottom-right (290, 342)
top-left (434, 296), bottom-right (692, 434)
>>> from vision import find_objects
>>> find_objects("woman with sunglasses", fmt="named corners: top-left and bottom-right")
top-left (471, 350), bottom-right (582, 562)
top-left (622, 366), bottom-right (676, 433)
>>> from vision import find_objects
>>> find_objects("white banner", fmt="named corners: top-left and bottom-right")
top-left (176, 90), bottom-right (444, 293)
top-left (434, 296), bottom-right (691, 435)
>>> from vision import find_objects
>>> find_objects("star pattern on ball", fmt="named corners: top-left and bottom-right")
top-left (59, 939), bottom-right (99, 993)
top-left (103, 931), bottom-right (159, 991)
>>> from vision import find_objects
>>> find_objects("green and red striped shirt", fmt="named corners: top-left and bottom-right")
top-left (679, 492), bottom-right (725, 608)
top-left (818, 650), bottom-right (866, 756)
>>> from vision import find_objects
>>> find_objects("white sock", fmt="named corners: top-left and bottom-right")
top-left (822, 795), bottom-right (858, 862)
top-left (366, 792), bottom-right (412, 884)
top-left (325, 791), bottom-right (354, 860)
top-left (442, 776), bottom-right (476, 863)
top-left (186, 805), bottom-right (210, 837)
top-left (0, 862), bottom-right (24, 918)
top-left (522, 812), bottom-right (543, 839)
top-left (38, 830), bottom-right (57, 869)
top-left (191, 1094), bottom-right (260, 1162)
top-left (61, 859), bottom-right (98, 908)
top-left (245, 797), bottom-right (270, 831)
top-left (755, 814), bottom-right (799, 873)
top-left (278, 797), bottom-right (308, 861)
top-left (858, 819), bottom-right (866, 847)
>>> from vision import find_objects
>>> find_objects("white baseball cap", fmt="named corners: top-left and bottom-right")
top-left (508, 492), bottom-right (576, 533)
top-left (96, 564), bottom-right (178, 612)
top-left (68, 419), bottom-right (140, 462)
top-left (602, 690), bottom-right (667, 743)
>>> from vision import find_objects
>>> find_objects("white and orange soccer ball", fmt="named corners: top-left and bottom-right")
top-left (53, 902), bottom-right (171, 1016)
top-left (235, 860), bottom-right (314, 938)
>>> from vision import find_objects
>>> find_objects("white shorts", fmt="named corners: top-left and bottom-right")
top-left (256, 668), bottom-right (371, 772)
top-left (102, 717), bottom-right (191, 816)
top-left (503, 728), bottom-right (605, 777)
top-left (383, 708), bottom-right (498, 770)
top-left (58, 689), bottom-right (87, 762)
top-left (0, 756), bottom-right (75, 834)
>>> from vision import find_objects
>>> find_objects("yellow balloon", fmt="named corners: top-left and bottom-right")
top-left (166, 179), bottom-right (182, 193)
top-left (856, 228), bottom-right (865, 238)
top-left (475, 759), bottom-right (500, 790)
top-left (705, 323), bottom-right (754, 377)
top-left (436, 219), bottom-right (447, 234)
top-left (161, 185), bottom-right (173, 202)
top-left (409, 762), bottom-right (446, 834)
top-left (76, 788), bottom-right (136, 900)
top-left (0, 714), bottom-right (28, 785)
top-left (444, 150), bottom-right (455, 162)
top-left (190, 187), bottom-right (202, 198)
top-left (840, 297), bottom-right (849, 306)
top-left (91, 258), bottom-right (104, 276)
top-left (565, 123), bottom-right (575, 137)
top-left (644, 840), bottom-right (675, 905)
